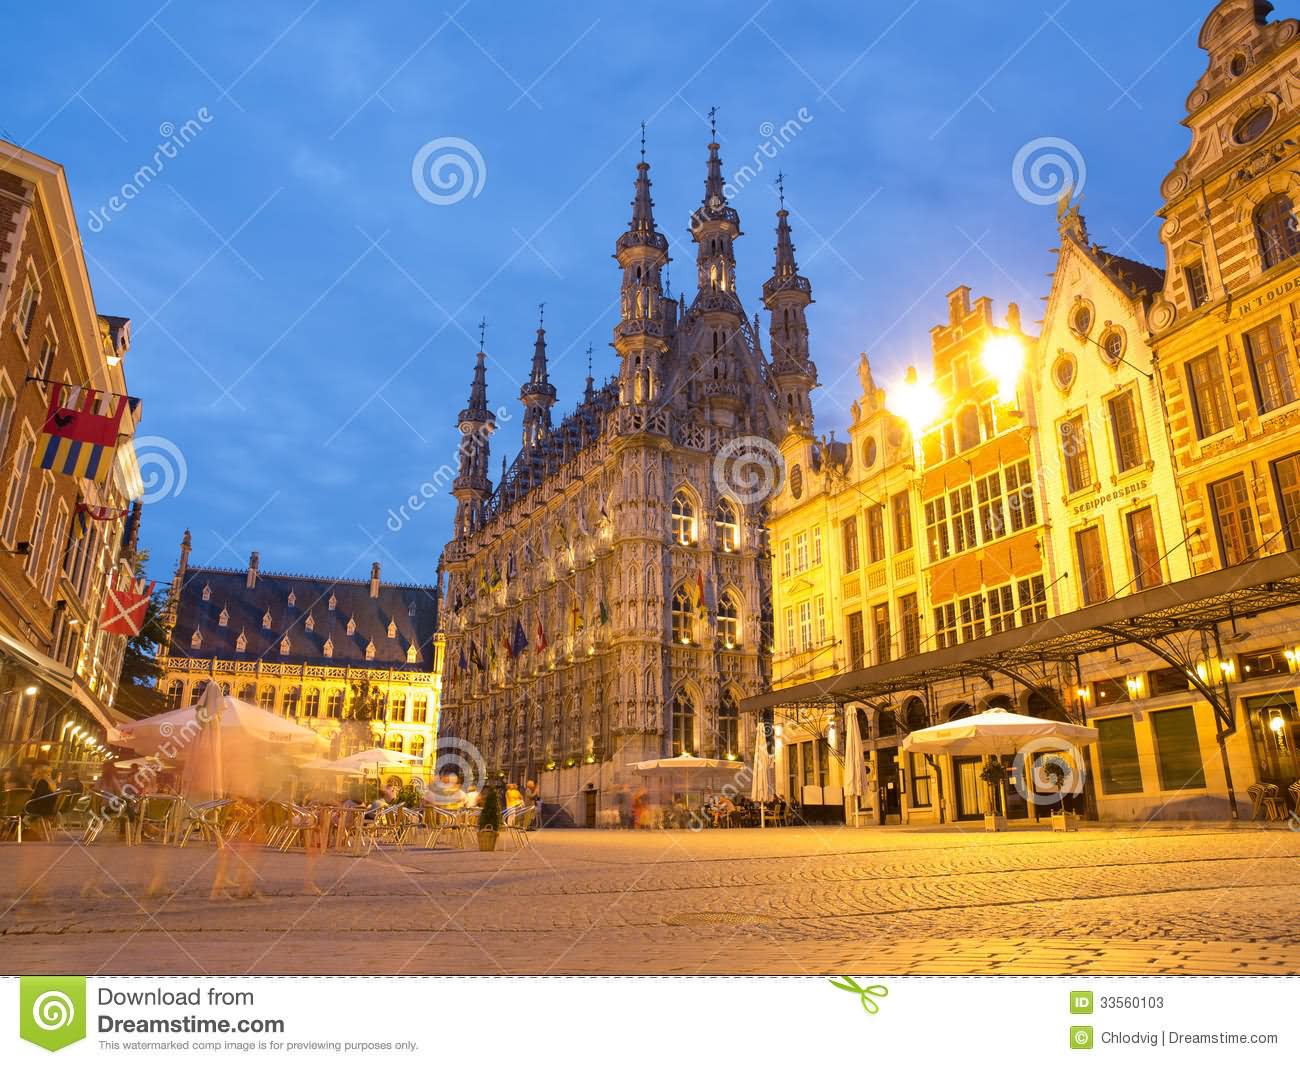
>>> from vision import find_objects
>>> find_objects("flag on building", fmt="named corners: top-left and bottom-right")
top-left (470, 641), bottom-right (485, 671)
top-left (35, 384), bottom-right (131, 483)
top-left (570, 603), bottom-right (585, 634)
top-left (599, 599), bottom-right (610, 625)
top-left (536, 620), bottom-right (547, 652)
top-left (71, 502), bottom-right (129, 540)
top-left (511, 619), bottom-right (529, 658)
top-left (99, 577), bottom-right (154, 637)
top-left (694, 570), bottom-right (708, 619)
top-left (506, 552), bottom-right (517, 585)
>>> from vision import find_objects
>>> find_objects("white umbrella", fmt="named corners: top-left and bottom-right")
top-left (900, 709), bottom-right (1097, 756)
top-left (118, 691), bottom-right (324, 754)
top-left (312, 747), bottom-right (422, 774)
top-left (628, 754), bottom-right (743, 772)
top-left (749, 728), bottom-right (775, 803)
top-left (181, 681), bottom-right (224, 803)
top-left (843, 711), bottom-right (870, 799)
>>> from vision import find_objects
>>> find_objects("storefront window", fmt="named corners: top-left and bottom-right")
top-left (1096, 715), bottom-right (1143, 794)
top-left (1244, 692), bottom-right (1299, 787)
top-left (1150, 707), bottom-right (1206, 790)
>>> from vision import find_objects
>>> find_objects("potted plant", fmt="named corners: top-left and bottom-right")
top-left (1039, 763), bottom-right (1078, 831)
top-left (477, 785), bottom-right (502, 851)
top-left (979, 759), bottom-right (1008, 832)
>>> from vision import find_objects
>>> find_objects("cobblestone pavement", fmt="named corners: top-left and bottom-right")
top-left (2, 825), bottom-right (1298, 975)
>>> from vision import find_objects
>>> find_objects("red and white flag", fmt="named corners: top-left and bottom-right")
top-left (100, 577), bottom-right (155, 636)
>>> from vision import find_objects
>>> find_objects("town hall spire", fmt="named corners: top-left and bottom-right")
top-left (520, 302), bottom-right (557, 447)
top-left (763, 175), bottom-right (817, 430)
top-left (452, 325), bottom-right (496, 536)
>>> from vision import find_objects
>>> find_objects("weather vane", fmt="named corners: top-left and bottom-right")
top-left (776, 170), bottom-right (785, 209)
top-left (586, 343), bottom-right (593, 378)
top-left (538, 301), bottom-right (545, 327)
top-left (478, 317), bottom-right (487, 349)
top-left (707, 105), bottom-right (719, 140)
top-left (639, 120), bottom-right (646, 161)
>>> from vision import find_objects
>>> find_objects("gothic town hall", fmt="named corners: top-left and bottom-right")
top-left (437, 134), bottom-right (819, 821)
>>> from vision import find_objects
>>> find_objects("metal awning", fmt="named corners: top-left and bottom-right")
top-left (0, 629), bottom-right (127, 733)
top-left (740, 548), bottom-right (1300, 714)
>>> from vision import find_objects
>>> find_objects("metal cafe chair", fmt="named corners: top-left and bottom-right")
top-left (278, 803), bottom-right (320, 852)
top-left (22, 790), bottom-right (70, 841)
top-left (500, 805), bottom-right (531, 848)
top-left (178, 798), bottom-right (233, 848)
top-left (422, 805), bottom-right (463, 849)
top-left (1289, 781), bottom-right (1300, 821)
top-left (137, 794), bottom-right (182, 844)
top-left (1247, 783), bottom-right (1285, 821)
top-left (0, 788), bottom-right (34, 841)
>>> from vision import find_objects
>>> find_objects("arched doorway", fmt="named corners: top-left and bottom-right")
top-left (901, 697), bottom-right (934, 818)
top-left (874, 707), bottom-right (902, 824)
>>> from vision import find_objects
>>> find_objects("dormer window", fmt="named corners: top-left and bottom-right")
top-left (406, 643), bottom-right (418, 664)
top-left (287, 589), bottom-right (296, 606)
top-left (407, 602), bottom-right (416, 616)
top-left (218, 607), bottom-right (229, 628)
top-left (365, 640), bottom-right (376, 661)
top-left (327, 593), bottom-right (337, 611)
top-left (280, 635), bottom-right (290, 655)
top-left (305, 613), bottom-right (314, 632)
top-left (346, 616), bottom-right (356, 636)
top-left (235, 630), bottom-right (247, 652)
top-left (387, 619), bottom-right (397, 638)
top-left (322, 637), bottom-right (333, 658)
top-left (201, 583), bottom-right (211, 602)
top-left (190, 629), bottom-right (202, 649)
top-left (262, 609), bottom-right (272, 629)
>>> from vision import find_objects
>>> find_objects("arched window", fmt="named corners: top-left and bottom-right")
top-left (387, 733), bottom-right (404, 752)
top-left (237, 683), bottom-right (255, 703)
top-left (303, 688), bottom-right (320, 717)
top-left (220, 682), bottom-right (231, 696)
top-left (258, 686), bottom-right (275, 710)
top-left (325, 690), bottom-right (344, 718)
top-left (671, 491), bottom-right (697, 545)
top-left (166, 679), bottom-right (185, 709)
top-left (955, 405), bottom-right (980, 452)
top-left (671, 585), bottom-right (694, 645)
top-left (903, 696), bottom-right (928, 732)
top-left (717, 691), bottom-right (739, 757)
top-left (1255, 193), bottom-right (1300, 269)
top-left (672, 690), bottom-right (696, 756)
top-left (410, 735), bottom-right (426, 761)
top-left (717, 590), bottom-right (740, 648)
top-left (282, 686), bottom-right (300, 716)
top-left (877, 709), bottom-right (898, 737)
top-left (715, 499), bottom-right (739, 551)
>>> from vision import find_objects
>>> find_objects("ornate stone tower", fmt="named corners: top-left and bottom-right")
top-left (451, 336), bottom-right (495, 541)
top-left (519, 308), bottom-right (556, 448)
top-left (613, 128), bottom-right (671, 408)
top-left (763, 176), bottom-right (818, 432)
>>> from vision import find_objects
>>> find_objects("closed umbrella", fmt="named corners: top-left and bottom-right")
top-left (749, 727), bottom-right (775, 803)
top-left (843, 710), bottom-right (871, 826)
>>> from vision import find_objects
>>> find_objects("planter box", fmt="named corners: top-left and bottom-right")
top-left (983, 813), bottom-right (1008, 833)
top-left (1050, 810), bottom-right (1079, 833)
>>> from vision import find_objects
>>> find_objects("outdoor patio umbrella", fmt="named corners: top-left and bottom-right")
top-left (843, 711), bottom-right (871, 800)
top-left (310, 747), bottom-right (423, 775)
top-left (117, 687), bottom-right (324, 800)
top-left (900, 709), bottom-right (1097, 756)
top-left (749, 728), bottom-right (776, 804)
top-left (628, 753), bottom-right (745, 808)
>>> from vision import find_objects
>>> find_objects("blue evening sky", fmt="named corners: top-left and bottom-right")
top-left (5, 0), bottom-right (1213, 590)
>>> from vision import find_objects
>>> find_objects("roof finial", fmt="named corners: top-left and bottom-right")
top-left (639, 120), bottom-right (646, 161)
top-left (586, 343), bottom-right (593, 379)
top-left (707, 104), bottom-right (719, 141)
top-left (538, 301), bottom-right (545, 328)
top-left (477, 316), bottom-right (487, 350)
top-left (776, 170), bottom-right (785, 209)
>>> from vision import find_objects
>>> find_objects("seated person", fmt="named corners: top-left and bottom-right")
top-left (423, 772), bottom-right (467, 809)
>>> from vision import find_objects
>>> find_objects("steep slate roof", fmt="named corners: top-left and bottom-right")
top-left (1089, 249), bottom-right (1166, 299)
top-left (169, 565), bottom-right (439, 670)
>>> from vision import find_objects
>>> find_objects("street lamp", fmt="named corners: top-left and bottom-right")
top-left (981, 334), bottom-right (1027, 405)
top-left (892, 366), bottom-right (943, 441)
